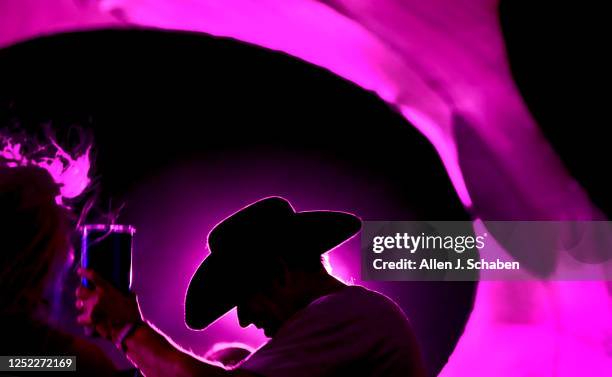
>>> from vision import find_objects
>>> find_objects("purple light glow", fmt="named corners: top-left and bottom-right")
top-left (0, 132), bottom-right (92, 205)
top-left (124, 156), bottom-right (403, 356)
top-left (204, 341), bottom-right (255, 367)
top-left (437, 220), bottom-right (612, 377)
top-left (0, 1), bottom-right (600, 219)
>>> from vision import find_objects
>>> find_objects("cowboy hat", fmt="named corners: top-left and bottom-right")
top-left (185, 196), bottom-right (361, 330)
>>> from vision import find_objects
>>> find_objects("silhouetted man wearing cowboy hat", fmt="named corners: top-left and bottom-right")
top-left (77, 197), bottom-right (425, 377)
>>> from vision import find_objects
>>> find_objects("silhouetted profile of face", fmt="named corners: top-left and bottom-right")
top-left (236, 262), bottom-right (294, 337)
top-left (237, 290), bottom-right (286, 337)
top-left (235, 258), bottom-right (322, 337)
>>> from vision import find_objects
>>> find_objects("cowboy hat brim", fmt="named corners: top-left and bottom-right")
top-left (185, 210), bottom-right (360, 330)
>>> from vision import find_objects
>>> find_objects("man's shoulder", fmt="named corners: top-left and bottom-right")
top-left (271, 284), bottom-right (413, 341)
top-left (240, 285), bottom-right (424, 376)
top-left (265, 285), bottom-right (420, 359)
top-left (310, 285), bottom-right (410, 325)
top-left (326, 285), bottom-right (400, 307)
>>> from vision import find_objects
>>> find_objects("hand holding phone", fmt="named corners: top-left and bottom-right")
top-left (80, 224), bottom-right (135, 294)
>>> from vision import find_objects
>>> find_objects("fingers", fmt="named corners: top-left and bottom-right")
top-left (95, 323), bottom-right (111, 339)
top-left (75, 285), bottom-right (93, 299)
top-left (74, 268), bottom-right (141, 339)
top-left (76, 296), bottom-right (110, 336)
top-left (77, 267), bottom-right (108, 289)
top-left (76, 303), bottom-right (94, 326)
top-left (76, 291), bottom-right (98, 319)
top-left (75, 277), bottom-right (100, 326)
top-left (77, 311), bottom-right (93, 326)
top-left (75, 285), bottom-right (94, 314)
top-left (74, 269), bottom-right (113, 339)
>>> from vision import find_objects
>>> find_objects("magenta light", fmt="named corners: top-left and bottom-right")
top-left (0, 132), bottom-right (92, 205)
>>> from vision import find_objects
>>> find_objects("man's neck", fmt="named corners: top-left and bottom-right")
top-left (293, 271), bottom-right (347, 312)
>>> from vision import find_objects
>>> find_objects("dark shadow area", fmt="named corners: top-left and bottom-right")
top-left (500, 0), bottom-right (611, 218)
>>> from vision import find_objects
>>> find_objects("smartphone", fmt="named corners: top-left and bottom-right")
top-left (80, 224), bottom-right (135, 294)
